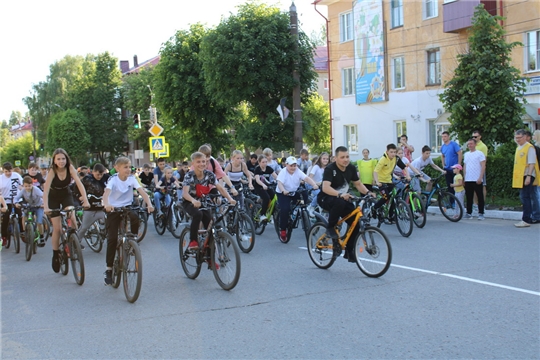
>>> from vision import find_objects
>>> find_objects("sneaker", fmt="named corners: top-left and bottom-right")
top-left (38, 236), bottom-right (46, 248)
top-left (188, 240), bottom-right (199, 250)
top-left (514, 221), bottom-right (531, 228)
top-left (104, 270), bottom-right (113, 286)
top-left (478, 214), bottom-right (485, 221)
top-left (259, 214), bottom-right (267, 222)
top-left (325, 227), bottom-right (339, 239)
top-left (472, 204), bottom-right (479, 216)
top-left (464, 213), bottom-right (473, 219)
top-left (52, 251), bottom-right (60, 273)
top-left (279, 230), bottom-right (287, 242)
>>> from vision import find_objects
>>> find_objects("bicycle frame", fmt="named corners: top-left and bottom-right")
top-left (332, 205), bottom-right (364, 248)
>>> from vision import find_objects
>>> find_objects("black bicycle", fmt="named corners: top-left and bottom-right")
top-left (221, 189), bottom-right (256, 253)
top-left (276, 187), bottom-right (312, 244)
top-left (20, 204), bottom-right (42, 261)
top-left (153, 187), bottom-right (178, 236)
top-left (4, 199), bottom-right (21, 253)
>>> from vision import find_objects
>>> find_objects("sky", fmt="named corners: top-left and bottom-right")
top-left (0, 0), bottom-right (327, 123)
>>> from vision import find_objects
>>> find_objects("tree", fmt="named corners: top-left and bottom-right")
top-left (200, 2), bottom-right (317, 151)
top-left (0, 132), bottom-right (35, 169)
top-left (154, 23), bottom-right (231, 158)
top-left (310, 24), bottom-right (327, 47)
top-left (8, 111), bottom-right (24, 126)
top-left (46, 109), bottom-right (91, 165)
top-left (302, 93), bottom-right (330, 154)
top-left (439, 4), bottom-right (526, 147)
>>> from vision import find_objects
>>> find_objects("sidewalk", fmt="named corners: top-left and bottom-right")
top-left (426, 206), bottom-right (522, 221)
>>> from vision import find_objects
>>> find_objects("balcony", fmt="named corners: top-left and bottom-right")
top-left (443, 0), bottom-right (497, 33)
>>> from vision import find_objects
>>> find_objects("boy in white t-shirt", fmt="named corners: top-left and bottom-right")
top-left (409, 146), bottom-right (446, 193)
top-left (102, 157), bottom-right (154, 286)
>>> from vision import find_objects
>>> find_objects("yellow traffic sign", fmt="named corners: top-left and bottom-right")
top-left (148, 123), bottom-right (164, 137)
top-left (157, 143), bottom-right (169, 158)
top-left (149, 136), bottom-right (165, 153)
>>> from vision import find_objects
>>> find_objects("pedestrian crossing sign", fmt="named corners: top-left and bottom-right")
top-left (149, 136), bottom-right (165, 153)
top-left (157, 143), bottom-right (170, 158)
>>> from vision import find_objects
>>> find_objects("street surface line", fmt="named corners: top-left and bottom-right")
top-left (299, 247), bottom-right (540, 296)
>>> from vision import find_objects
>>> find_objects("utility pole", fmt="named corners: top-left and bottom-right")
top-left (290, 2), bottom-right (303, 156)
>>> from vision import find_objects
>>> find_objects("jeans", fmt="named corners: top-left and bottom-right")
top-left (519, 177), bottom-right (540, 223)
top-left (277, 191), bottom-right (308, 231)
top-left (533, 186), bottom-right (540, 221)
top-left (154, 192), bottom-right (171, 213)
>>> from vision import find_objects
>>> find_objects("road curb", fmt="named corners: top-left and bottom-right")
top-left (426, 206), bottom-right (522, 220)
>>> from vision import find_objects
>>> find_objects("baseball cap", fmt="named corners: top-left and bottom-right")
top-left (285, 156), bottom-right (297, 165)
top-left (451, 164), bottom-right (462, 170)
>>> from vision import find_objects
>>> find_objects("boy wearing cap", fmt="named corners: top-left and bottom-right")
top-left (449, 164), bottom-right (465, 218)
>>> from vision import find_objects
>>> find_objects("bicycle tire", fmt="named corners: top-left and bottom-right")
top-left (60, 237), bottom-right (69, 276)
top-left (243, 198), bottom-right (256, 218)
top-left (123, 239), bottom-right (142, 303)
top-left (4, 227), bottom-right (11, 249)
top-left (170, 205), bottom-right (185, 239)
top-left (25, 223), bottom-right (34, 261)
top-left (307, 222), bottom-right (337, 269)
top-left (12, 219), bottom-right (20, 254)
top-left (136, 211), bottom-right (148, 242)
top-left (408, 193), bottom-right (427, 228)
top-left (168, 204), bottom-right (182, 239)
top-left (301, 209), bottom-right (311, 242)
top-left (179, 227), bottom-right (202, 279)
top-left (354, 226), bottom-right (392, 278)
top-left (394, 198), bottom-right (413, 237)
top-left (235, 212), bottom-right (255, 253)
top-left (42, 216), bottom-right (51, 243)
top-left (361, 197), bottom-right (379, 227)
top-left (69, 232), bottom-right (85, 285)
top-left (112, 246), bottom-right (122, 288)
top-left (252, 203), bottom-right (266, 235)
top-left (211, 231), bottom-right (241, 290)
top-left (438, 191), bottom-right (463, 222)
top-left (85, 221), bottom-right (103, 253)
top-left (273, 207), bottom-right (281, 240)
top-left (153, 211), bottom-right (166, 235)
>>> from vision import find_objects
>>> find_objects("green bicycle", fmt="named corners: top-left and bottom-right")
top-left (249, 184), bottom-right (280, 237)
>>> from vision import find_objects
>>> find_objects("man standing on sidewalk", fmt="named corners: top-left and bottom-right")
top-left (472, 130), bottom-right (488, 215)
top-left (440, 131), bottom-right (463, 197)
top-left (512, 129), bottom-right (540, 227)
top-left (463, 139), bottom-right (486, 220)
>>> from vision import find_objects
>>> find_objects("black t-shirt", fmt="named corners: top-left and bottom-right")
top-left (319, 162), bottom-right (359, 199)
top-left (139, 172), bottom-right (153, 187)
top-left (24, 173), bottom-right (46, 190)
top-left (253, 165), bottom-right (274, 189)
top-left (246, 160), bottom-right (258, 174)
top-left (80, 174), bottom-right (108, 210)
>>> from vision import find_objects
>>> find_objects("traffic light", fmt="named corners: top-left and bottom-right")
top-left (133, 114), bottom-right (141, 129)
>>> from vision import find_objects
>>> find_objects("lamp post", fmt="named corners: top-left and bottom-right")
top-left (290, 2), bottom-right (303, 156)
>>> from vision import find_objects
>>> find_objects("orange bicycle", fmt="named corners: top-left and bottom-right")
top-left (307, 196), bottom-right (392, 277)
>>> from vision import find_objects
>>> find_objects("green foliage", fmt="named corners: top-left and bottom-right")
top-left (0, 133), bottom-right (35, 168)
top-left (46, 109), bottom-right (91, 165)
top-left (200, 2), bottom-right (317, 151)
top-left (439, 4), bottom-right (526, 147)
top-left (9, 111), bottom-right (24, 126)
top-left (154, 23), bottom-right (231, 158)
top-left (302, 93), bottom-right (330, 154)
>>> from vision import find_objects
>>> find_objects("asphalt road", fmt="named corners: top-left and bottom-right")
top-left (2, 213), bottom-right (539, 359)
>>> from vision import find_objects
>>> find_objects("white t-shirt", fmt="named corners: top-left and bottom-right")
top-left (394, 157), bottom-right (410, 176)
top-left (276, 168), bottom-right (307, 193)
top-left (309, 165), bottom-right (324, 184)
top-left (411, 156), bottom-right (433, 172)
top-left (106, 175), bottom-right (140, 207)
top-left (463, 150), bottom-right (486, 182)
top-left (0, 173), bottom-right (23, 203)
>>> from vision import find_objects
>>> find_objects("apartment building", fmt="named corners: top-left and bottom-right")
top-left (315, 0), bottom-right (539, 160)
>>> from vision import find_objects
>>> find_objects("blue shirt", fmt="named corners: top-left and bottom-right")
top-left (441, 141), bottom-right (461, 170)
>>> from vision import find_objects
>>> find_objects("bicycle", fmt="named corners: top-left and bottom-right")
top-left (220, 187), bottom-right (256, 253)
top-left (363, 183), bottom-right (414, 238)
top-left (307, 196), bottom-right (392, 277)
top-left (167, 186), bottom-right (186, 239)
top-left (420, 174), bottom-right (463, 222)
top-left (396, 176), bottom-right (427, 228)
top-left (109, 206), bottom-right (143, 303)
top-left (250, 184), bottom-right (280, 237)
top-left (4, 200), bottom-right (21, 253)
top-left (20, 204), bottom-right (42, 261)
top-left (50, 206), bottom-right (85, 285)
top-left (275, 186), bottom-right (312, 244)
top-left (83, 216), bottom-right (107, 253)
top-left (178, 193), bottom-right (241, 290)
top-left (153, 187), bottom-right (177, 236)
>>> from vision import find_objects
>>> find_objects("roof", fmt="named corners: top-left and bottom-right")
top-left (123, 55), bottom-right (161, 75)
top-left (10, 121), bottom-right (33, 132)
top-left (313, 46), bottom-right (328, 72)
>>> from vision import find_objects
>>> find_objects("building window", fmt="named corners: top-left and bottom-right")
top-left (323, 79), bottom-right (329, 89)
top-left (391, 0), bottom-right (403, 28)
top-left (340, 12), bottom-right (353, 42)
top-left (395, 121), bottom-right (407, 144)
top-left (427, 49), bottom-right (441, 85)
top-left (342, 68), bottom-right (354, 96)
top-left (424, 0), bottom-right (438, 19)
top-left (344, 125), bottom-right (358, 153)
top-left (429, 120), bottom-right (450, 153)
top-left (392, 57), bottom-right (405, 89)
top-left (527, 30), bottom-right (539, 72)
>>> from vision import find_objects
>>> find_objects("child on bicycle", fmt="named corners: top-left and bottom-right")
top-left (253, 154), bottom-right (278, 222)
top-left (183, 152), bottom-right (236, 250)
top-left (276, 156), bottom-right (319, 242)
top-left (14, 176), bottom-right (45, 246)
top-left (154, 166), bottom-right (180, 217)
top-left (102, 157), bottom-right (154, 286)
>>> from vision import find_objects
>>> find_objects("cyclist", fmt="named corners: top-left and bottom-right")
top-left (0, 162), bottom-right (23, 247)
top-left (276, 156), bottom-right (319, 242)
top-left (297, 149), bottom-right (312, 174)
top-left (182, 152), bottom-right (236, 250)
top-left (263, 148), bottom-right (281, 175)
top-left (318, 146), bottom-right (373, 261)
top-left (43, 149), bottom-right (90, 273)
top-left (224, 150), bottom-right (254, 208)
top-left (307, 152), bottom-right (329, 215)
top-left (139, 163), bottom-right (154, 188)
top-left (24, 162), bottom-right (46, 190)
top-left (196, 144), bottom-right (238, 197)
top-left (409, 146), bottom-right (446, 193)
top-left (102, 157), bottom-right (154, 285)
top-left (14, 176), bottom-right (45, 246)
top-left (154, 166), bottom-right (180, 217)
top-left (253, 154), bottom-right (278, 222)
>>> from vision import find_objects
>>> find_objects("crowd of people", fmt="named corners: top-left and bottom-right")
top-left (1, 128), bottom-right (539, 284)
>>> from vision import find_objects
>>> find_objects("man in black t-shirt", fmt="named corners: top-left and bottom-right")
top-left (318, 146), bottom-right (373, 261)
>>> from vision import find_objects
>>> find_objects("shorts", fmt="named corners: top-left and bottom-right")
top-left (48, 189), bottom-right (74, 218)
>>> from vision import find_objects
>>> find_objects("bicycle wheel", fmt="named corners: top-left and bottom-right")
top-left (307, 222), bottom-right (337, 269)
top-left (42, 216), bottom-right (51, 242)
top-left (301, 208), bottom-right (311, 242)
top-left (438, 192), bottom-right (463, 222)
top-left (153, 211), bottom-right (166, 235)
top-left (273, 207), bottom-right (281, 240)
top-left (60, 239), bottom-right (69, 276)
top-left (243, 198), bottom-right (256, 218)
top-left (25, 223), bottom-right (34, 261)
top-left (251, 203), bottom-right (266, 235)
top-left (354, 226), bottom-right (392, 278)
top-left (394, 198), bottom-right (413, 237)
top-left (179, 228), bottom-right (202, 279)
top-left (168, 204), bottom-right (181, 239)
top-left (112, 247), bottom-right (122, 289)
top-left (136, 211), bottom-right (148, 242)
top-left (69, 232), bottom-right (85, 285)
top-left (235, 212), bottom-right (255, 253)
top-left (12, 220), bottom-right (20, 254)
top-left (85, 221), bottom-right (103, 253)
top-left (123, 239), bottom-right (142, 303)
top-left (211, 231), bottom-right (241, 290)
top-left (408, 193), bottom-right (427, 228)
top-left (361, 197), bottom-right (379, 227)
top-left (170, 205), bottom-right (185, 239)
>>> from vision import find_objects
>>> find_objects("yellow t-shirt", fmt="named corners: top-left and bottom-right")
top-left (374, 153), bottom-right (404, 184)
top-left (453, 174), bottom-right (464, 192)
top-left (476, 141), bottom-right (488, 158)
top-left (357, 158), bottom-right (377, 185)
